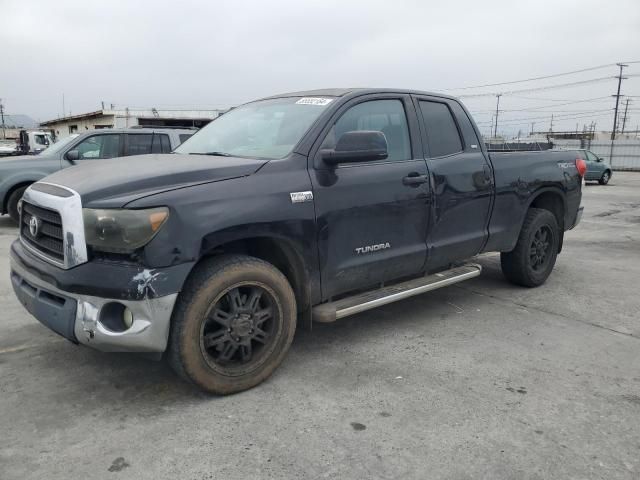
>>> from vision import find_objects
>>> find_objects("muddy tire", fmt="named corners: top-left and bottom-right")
top-left (167, 254), bottom-right (296, 394)
top-left (500, 208), bottom-right (559, 287)
top-left (7, 186), bottom-right (28, 224)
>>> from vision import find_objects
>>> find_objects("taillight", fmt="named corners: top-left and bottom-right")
top-left (575, 158), bottom-right (587, 177)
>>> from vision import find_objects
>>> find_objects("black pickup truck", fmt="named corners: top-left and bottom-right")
top-left (10, 88), bottom-right (584, 394)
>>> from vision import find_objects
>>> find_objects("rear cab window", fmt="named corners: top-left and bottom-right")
top-left (151, 134), bottom-right (172, 153)
top-left (125, 134), bottom-right (153, 156)
top-left (418, 100), bottom-right (463, 158)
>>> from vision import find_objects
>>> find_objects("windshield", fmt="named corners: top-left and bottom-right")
top-left (41, 134), bottom-right (80, 156)
top-left (175, 97), bottom-right (334, 159)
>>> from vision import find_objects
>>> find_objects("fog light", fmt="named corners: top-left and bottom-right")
top-left (123, 307), bottom-right (134, 329)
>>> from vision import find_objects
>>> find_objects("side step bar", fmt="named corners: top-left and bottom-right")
top-left (312, 264), bottom-right (482, 323)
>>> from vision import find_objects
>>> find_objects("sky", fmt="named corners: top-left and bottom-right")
top-left (1, 0), bottom-right (639, 137)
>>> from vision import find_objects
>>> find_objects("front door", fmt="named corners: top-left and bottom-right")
top-left (310, 95), bottom-right (431, 299)
top-left (584, 150), bottom-right (604, 180)
top-left (413, 96), bottom-right (493, 270)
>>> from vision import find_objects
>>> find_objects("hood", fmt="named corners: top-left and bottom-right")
top-left (40, 153), bottom-right (268, 206)
top-left (0, 154), bottom-right (58, 169)
top-left (42, 154), bottom-right (267, 206)
top-left (0, 154), bottom-right (60, 174)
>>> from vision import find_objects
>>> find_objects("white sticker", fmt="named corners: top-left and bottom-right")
top-left (295, 97), bottom-right (334, 106)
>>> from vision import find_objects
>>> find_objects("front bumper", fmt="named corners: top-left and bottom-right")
top-left (10, 243), bottom-right (179, 353)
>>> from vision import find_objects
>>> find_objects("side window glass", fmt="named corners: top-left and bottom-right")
top-left (76, 135), bottom-right (120, 160)
top-left (126, 134), bottom-right (153, 156)
top-left (151, 134), bottom-right (162, 153)
top-left (178, 133), bottom-right (193, 144)
top-left (586, 151), bottom-right (597, 161)
top-left (321, 99), bottom-right (411, 161)
top-left (160, 134), bottom-right (172, 152)
top-left (419, 101), bottom-right (463, 157)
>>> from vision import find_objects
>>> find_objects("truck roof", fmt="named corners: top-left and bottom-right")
top-left (259, 88), bottom-right (458, 102)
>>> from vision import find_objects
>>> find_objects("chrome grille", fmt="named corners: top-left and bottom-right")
top-left (21, 202), bottom-right (65, 262)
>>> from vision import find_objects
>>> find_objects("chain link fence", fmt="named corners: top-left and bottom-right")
top-left (553, 139), bottom-right (640, 171)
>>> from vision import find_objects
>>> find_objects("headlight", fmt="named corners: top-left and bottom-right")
top-left (83, 207), bottom-right (169, 253)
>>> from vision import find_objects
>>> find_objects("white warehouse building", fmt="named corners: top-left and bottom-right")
top-left (40, 107), bottom-right (226, 138)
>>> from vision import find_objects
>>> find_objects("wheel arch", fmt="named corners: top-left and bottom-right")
top-left (191, 234), bottom-right (313, 322)
top-left (2, 180), bottom-right (35, 214)
top-left (526, 188), bottom-right (566, 253)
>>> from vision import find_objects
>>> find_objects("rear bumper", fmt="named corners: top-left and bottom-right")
top-left (10, 241), bottom-right (179, 353)
top-left (569, 206), bottom-right (584, 230)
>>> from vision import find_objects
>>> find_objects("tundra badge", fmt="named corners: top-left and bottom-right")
top-left (355, 243), bottom-right (391, 255)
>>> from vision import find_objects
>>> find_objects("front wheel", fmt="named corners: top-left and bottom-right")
top-left (599, 170), bottom-right (611, 185)
top-left (167, 255), bottom-right (297, 394)
top-left (500, 208), bottom-right (559, 287)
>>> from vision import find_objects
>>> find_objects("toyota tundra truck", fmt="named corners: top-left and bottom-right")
top-left (9, 88), bottom-right (585, 394)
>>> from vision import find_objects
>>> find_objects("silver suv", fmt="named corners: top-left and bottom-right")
top-left (0, 128), bottom-right (194, 223)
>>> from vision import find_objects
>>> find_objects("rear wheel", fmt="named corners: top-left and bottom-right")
top-left (599, 170), bottom-right (611, 185)
top-left (501, 208), bottom-right (559, 287)
top-left (168, 255), bottom-right (296, 394)
top-left (7, 185), bottom-right (28, 224)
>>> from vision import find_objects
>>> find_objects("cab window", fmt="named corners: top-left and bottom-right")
top-left (418, 101), bottom-right (463, 158)
top-left (75, 134), bottom-right (121, 160)
top-left (585, 151), bottom-right (598, 162)
top-left (321, 99), bottom-right (411, 162)
top-left (126, 134), bottom-right (153, 156)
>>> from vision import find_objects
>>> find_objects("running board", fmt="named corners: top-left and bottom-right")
top-left (312, 264), bottom-right (482, 323)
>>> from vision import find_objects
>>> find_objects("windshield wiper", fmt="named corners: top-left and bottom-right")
top-left (192, 151), bottom-right (232, 157)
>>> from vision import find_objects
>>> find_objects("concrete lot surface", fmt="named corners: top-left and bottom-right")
top-left (1, 173), bottom-right (639, 479)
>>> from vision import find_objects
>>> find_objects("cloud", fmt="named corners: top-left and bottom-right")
top-left (1, 0), bottom-right (639, 135)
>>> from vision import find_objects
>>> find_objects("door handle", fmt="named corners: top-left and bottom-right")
top-left (482, 164), bottom-right (492, 181)
top-left (402, 173), bottom-right (429, 187)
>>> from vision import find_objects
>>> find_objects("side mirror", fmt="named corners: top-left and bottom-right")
top-left (66, 150), bottom-right (79, 162)
top-left (321, 130), bottom-right (388, 165)
top-left (597, 157), bottom-right (604, 162)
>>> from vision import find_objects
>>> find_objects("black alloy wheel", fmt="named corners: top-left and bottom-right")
top-left (200, 283), bottom-right (278, 372)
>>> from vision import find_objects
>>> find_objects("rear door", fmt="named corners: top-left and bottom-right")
top-left (413, 96), bottom-right (493, 270)
top-left (310, 94), bottom-right (431, 299)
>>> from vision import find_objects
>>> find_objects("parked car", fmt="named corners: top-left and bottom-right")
top-left (10, 88), bottom-right (584, 394)
top-left (0, 140), bottom-right (17, 157)
top-left (16, 129), bottom-right (55, 155)
top-left (0, 128), bottom-right (193, 223)
top-left (577, 149), bottom-right (612, 185)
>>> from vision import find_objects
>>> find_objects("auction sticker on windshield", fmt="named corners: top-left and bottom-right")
top-left (295, 97), bottom-right (334, 106)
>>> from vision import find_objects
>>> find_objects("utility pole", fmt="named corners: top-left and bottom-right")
top-left (493, 94), bottom-right (501, 139)
top-left (0, 99), bottom-right (5, 139)
top-left (611, 63), bottom-right (628, 140)
top-left (62, 93), bottom-right (66, 119)
top-left (549, 114), bottom-right (554, 133)
top-left (530, 122), bottom-right (535, 135)
top-left (621, 98), bottom-right (630, 135)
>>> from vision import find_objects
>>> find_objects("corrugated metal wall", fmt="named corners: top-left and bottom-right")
top-left (553, 139), bottom-right (640, 171)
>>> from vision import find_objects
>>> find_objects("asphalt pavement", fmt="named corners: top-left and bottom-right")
top-left (1, 173), bottom-right (639, 479)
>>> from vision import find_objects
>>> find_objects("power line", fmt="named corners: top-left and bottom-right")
top-left (475, 109), bottom-right (613, 126)
top-left (458, 76), bottom-right (616, 98)
top-left (446, 63), bottom-right (619, 91)
top-left (477, 111), bottom-right (615, 130)
top-left (470, 97), bottom-right (613, 114)
top-left (444, 60), bottom-right (640, 91)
